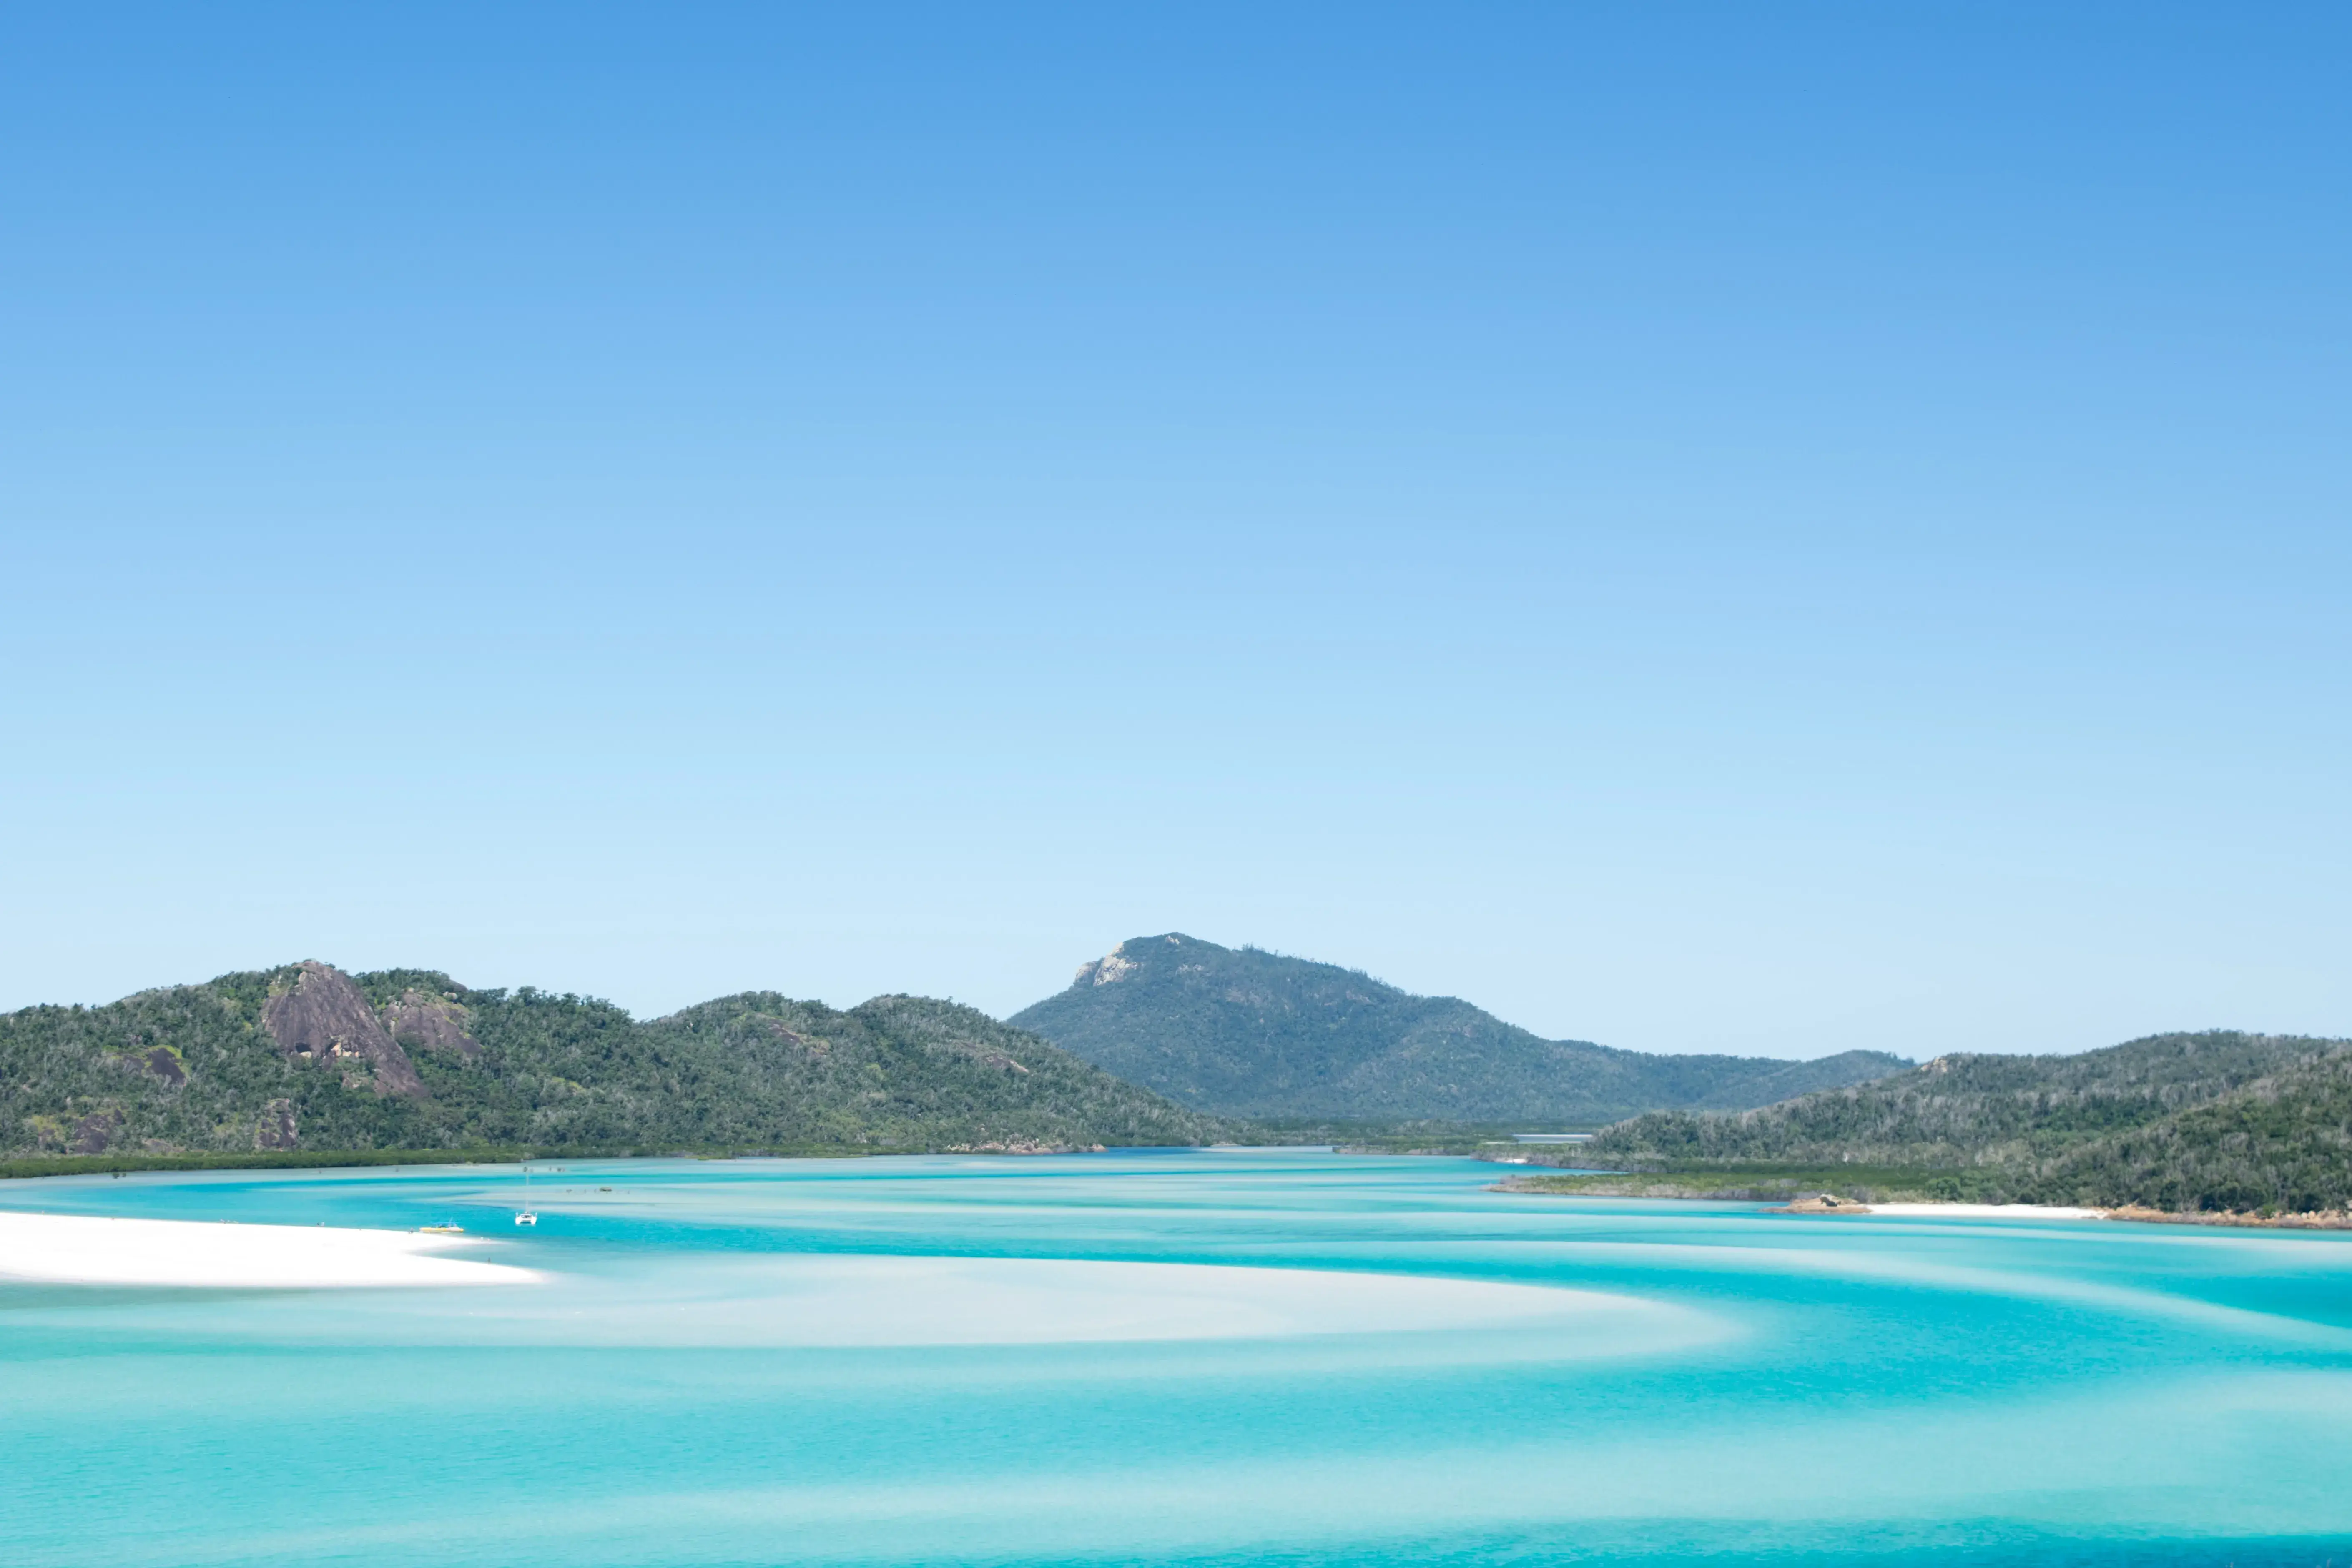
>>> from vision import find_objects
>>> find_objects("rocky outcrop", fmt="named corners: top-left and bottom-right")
top-left (70, 1109), bottom-right (120, 1154)
top-left (1776, 1193), bottom-right (1874, 1214)
top-left (385, 989), bottom-right (480, 1058)
top-left (262, 962), bottom-right (425, 1097)
top-left (1071, 940), bottom-right (1149, 987)
top-left (254, 1097), bottom-right (298, 1150)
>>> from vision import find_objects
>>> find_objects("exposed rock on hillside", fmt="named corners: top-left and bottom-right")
top-left (262, 961), bottom-right (425, 1097)
top-left (71, 1109), bottom-right (120, 1154)
top-left (254, 1097), bottom-right (298, 1150)
top-left (386, 989), bottom-right (480, 1058)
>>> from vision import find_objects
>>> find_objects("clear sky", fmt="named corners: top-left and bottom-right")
top-left (4, 4), bottom-right (2347, 1060)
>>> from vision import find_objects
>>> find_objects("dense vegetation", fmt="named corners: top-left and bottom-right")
top-left (2030, 1048), bottom-right (2352, 1214)
top-left (1009, 934), bottom-right (1910, 1121)
top-left (0, 1148), bottom-right (546, 1181)
top-left (1581, 1031), bottom-right (2352, 1214)
top-left (0, 962), bottom-right (1224, 1163)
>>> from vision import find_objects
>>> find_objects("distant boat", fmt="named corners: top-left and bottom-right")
top-left (415, 1224), bottom-right (467, 1234)
top-left (515, 1162), bottom-right (538, 1227)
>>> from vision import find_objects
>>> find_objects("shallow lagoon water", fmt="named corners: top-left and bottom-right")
top-left (4, 1150), bottom-right (2351, 1566)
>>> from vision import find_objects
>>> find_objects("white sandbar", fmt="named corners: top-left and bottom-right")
top-left (0, 1210), bottom-right (541, 1288)
top-left (615, 1255), bottom-right (1713, 1347)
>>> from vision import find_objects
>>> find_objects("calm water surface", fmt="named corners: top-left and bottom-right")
top-left (4, 1150), bottom-right (2350, 1566)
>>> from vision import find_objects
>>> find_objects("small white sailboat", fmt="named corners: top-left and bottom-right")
top-left (514, 1162), bottom-right (538, 1227)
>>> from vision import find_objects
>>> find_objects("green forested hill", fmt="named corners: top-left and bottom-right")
top-left (1007, 934), bottom-right (1910, 1122)
top-left (1, 961), bottom-right (1222, 1159)
top-left (2031, 1048), bottom-right (2352, 1213)
top-left (1585, 1030), bottom-right (2352, 1212)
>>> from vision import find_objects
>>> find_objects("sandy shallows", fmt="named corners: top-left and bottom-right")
top-left (0, 1210), bottom-right (542, 1288)
top-left (1777, 1200), bottom-right (2105, 1219)
top-left (1859, 1203), bottom-right (2103, 1219)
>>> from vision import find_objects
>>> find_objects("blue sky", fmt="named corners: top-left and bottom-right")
top-left (4, 4), bottom-right (2347, 1059)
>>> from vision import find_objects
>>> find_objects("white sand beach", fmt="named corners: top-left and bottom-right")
top-left (0, 1210), bottom-right (542, 1288)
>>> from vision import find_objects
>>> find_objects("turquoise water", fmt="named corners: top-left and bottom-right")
top-left (5, 1150), bottom-right (2351, 1566)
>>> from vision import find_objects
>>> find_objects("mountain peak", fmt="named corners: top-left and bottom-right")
top-left (1012, 936), bottom-right (1909, 1122)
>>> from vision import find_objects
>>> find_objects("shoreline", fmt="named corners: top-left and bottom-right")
top-left (0, 1210), bottom-right (545, 1287)
top-left (1492, 1178), bottom-right (2352, 1230)
top-left (1777, 1199), bottom-right (2103, 1219)
top-left (2099, 1204), bottom-right (2352, 1232)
